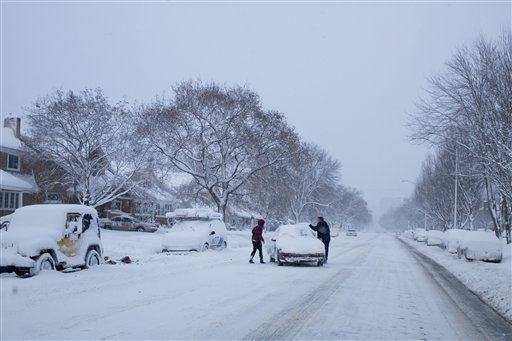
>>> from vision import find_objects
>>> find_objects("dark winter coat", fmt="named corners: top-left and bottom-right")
top-left (309, 221), bottom-right (331, 241)
top-left (252, 219), bottom-right (265, 242)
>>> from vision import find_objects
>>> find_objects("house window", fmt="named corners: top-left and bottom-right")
top-left (45, 193), bottom-right (61, 203)
top-left (6, 154), bottom-right (20, 171)
top-left (112, 200), bottom-right (122, 211)
top-left (0, 191), bottom-right (20, 210)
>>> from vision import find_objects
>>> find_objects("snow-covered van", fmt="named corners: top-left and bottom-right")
top-left (0, 204), bottom-right (103, 276)
top-left (162, 208), bottom-right (227, 252)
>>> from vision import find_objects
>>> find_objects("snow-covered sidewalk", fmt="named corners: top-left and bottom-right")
top-left (400, 236), bottom-right (512, 322)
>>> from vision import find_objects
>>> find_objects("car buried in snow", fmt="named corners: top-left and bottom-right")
top-left (426, 230), bottom-right (444, 246)
top-left (162, 209), bottom-right (228, 252)
top-left (267, 223), bottom-right (325, 266)
top-left (441, 229), bottom-right (470, 253)
top-left (457, 230), bottom-right (502, 262)
top-left (413, 228), bottom-right (427, 242)
top-left (100, 215), bottom-right (158, 233)
top-left (0, 204), bottom-right (103, 276)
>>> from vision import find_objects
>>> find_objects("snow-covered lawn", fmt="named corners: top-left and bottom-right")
top-left (400, 236), bottom-right (512, 322)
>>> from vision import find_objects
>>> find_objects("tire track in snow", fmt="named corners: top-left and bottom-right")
top-left (399, 238), bottom-right (512, 341)
top-left (241, 243), bottom-right (371, 341)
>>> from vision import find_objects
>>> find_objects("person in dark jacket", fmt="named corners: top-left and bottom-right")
top-left (309, 217), bottom-right (331, 262)
top-left (250, 219), bottom-right (266, 264)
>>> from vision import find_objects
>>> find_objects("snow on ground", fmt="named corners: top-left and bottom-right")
top-left (400, 236), bottom-right (512, 322)
top-left (1, 232), bottom-right (507, 340)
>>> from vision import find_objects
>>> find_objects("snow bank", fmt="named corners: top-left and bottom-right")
top-left (401, 236), bottom-right (512, 321)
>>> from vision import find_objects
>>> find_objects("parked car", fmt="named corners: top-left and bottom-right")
top-left (101, 215), bottom-right (158, 233)
top-left (346, 229), bottom-right (358, 237)
top-left (0, 213), bottom-right (12, 231)
top-left (426, 230), bottom-right (444, 246)
top-left (0, 204), bottom-right (103, 276)
top-left (162, 209), bottom-right (227, 252)
top-left (267, 223), bottom-right (325, 266)
top-left (457, 230), bottom-right (502, 262)
top-left (413, 228), bottom-right (427, 242)
top-left (441, 229), bottom-right (470, 253)
top-left (402, 229), bottom-right (415, 239)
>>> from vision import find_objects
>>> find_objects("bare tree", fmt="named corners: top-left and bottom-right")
top-left (25, 88), bottom-right (148, 207)
top-left (410, 32), bottom-right (512, 242)
top-left (140, 81), bottom-right (299, 217)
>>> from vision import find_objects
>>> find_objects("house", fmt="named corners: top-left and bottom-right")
top-left (0, 117), bottom-right (39, 217)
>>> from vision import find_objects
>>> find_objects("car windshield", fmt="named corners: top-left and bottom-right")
top-left (279, 226), bottom-right (314, 238)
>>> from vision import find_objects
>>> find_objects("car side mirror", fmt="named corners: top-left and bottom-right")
top-left (210, 231), bottom-right (216, 236)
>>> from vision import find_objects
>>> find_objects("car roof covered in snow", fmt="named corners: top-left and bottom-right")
top-left (6, 204), bottom-right (98, 240)
top-left (277, 223), bottom-right (313, 236)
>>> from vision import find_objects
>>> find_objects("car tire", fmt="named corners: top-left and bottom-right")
top-left (277, 251), bottom-right (283, 266)
top-left (201, 243), bottom-right (209, 252)
top-left (270, 256), bottom-right (275, 263)
top-left (104, 225), bottom-right (112, 230)
top-left (31, 253), bottom-right (56, 276)
top-left (84, 249), bottom-right (101, 269)
top-left (317, 261), bottom-right (324, 267)
top-left (136, 226), bottom-right (145, 232)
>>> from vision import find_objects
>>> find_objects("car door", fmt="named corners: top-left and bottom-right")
top-left (111, 217), bottom-right (122, 230)
top-left (209, 222), bottom-right (223, 247)
top-left (121, 217), bottom-right (133, 231)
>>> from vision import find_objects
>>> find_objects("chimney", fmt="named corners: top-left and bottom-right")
top-left (4, 117), bottom-right (21, 138)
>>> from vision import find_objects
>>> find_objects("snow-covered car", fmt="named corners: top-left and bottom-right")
top-left (162, 209), bottom-right (227, 252)
top-left (100, 215), bottom-right (158, 233)
top-left (402, 229), bottom-right (415, 239)
top-left (346, 229), bottom-right (358, 237)
top-left (441, 229), bottom-right (470, 253)
top-left (413, 228), bottom-right (427, 242)
top-left (0, 204), bottom-right (103, 276)
top-left (0, 213), bottom-right (12, 231)
top-left (426, 230), bottom-right (444, 246)
top-left (268, 223), bottom-right (325, 266)
top-left (457, 231), bottom-right (502, 262)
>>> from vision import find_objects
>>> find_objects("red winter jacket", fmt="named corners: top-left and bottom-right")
top-left (252, 219), bottom-right (265, 242)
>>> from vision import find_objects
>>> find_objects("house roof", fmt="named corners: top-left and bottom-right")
top-left (0, 127), bottom-right (22, 151)
top-left (0, 170), bottom-right (39, 193)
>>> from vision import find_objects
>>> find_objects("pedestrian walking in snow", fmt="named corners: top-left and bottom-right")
top-left (309, 217), bottom-right (331, 263)
top-left (249, 219), bottom-right (266, 264)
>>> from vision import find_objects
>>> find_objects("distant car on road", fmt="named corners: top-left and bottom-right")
top-left (457, 230), bottom-right (502, 262)
top-left (267, 223), bottom-right (325, 266)
top-left (0, 204), bottom-right (103, 276)
top-left (162, 209), bottom-right (227, 252)
top-left (426, 230), bottom-right (443, 246)
top-left (346, 229), bottom-right (358, 237)
top-left (101, 215), bottom-right (158, 233)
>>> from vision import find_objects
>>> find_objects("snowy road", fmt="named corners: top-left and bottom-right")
top-left (2, 232), bottom-right (511, 340)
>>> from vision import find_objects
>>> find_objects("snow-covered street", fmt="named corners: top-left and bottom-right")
top-left (2, 232), bottom-right (510, 340)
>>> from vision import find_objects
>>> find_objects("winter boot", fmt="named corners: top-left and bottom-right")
top-left (249, 259), bottom-right (254, 264)
top-left (260, 260), bottom-right (266, 264)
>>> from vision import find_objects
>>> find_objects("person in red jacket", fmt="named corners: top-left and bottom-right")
top-left (249, 219), bottom-right (266, 264)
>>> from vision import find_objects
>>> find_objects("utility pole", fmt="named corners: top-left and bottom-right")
top-left (453, 149), bottom-right (458, 229)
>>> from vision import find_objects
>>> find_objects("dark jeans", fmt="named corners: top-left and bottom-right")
top-left (322, 238), bottom-right (330, 260)
top-left (250, 240), bottom-right (263, 261)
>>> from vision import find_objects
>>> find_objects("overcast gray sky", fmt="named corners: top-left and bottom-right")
top-left (2, 1), bottom-right (510, 219)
